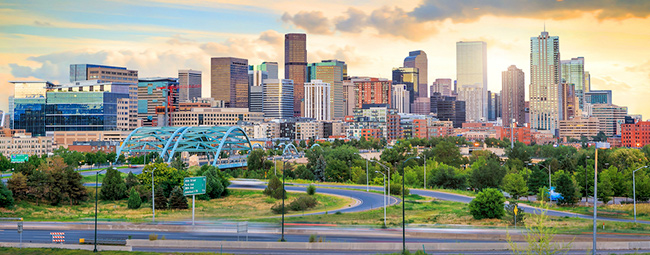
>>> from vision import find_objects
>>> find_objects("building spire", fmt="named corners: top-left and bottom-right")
top-left (544, 21), bottom-right (546, 32)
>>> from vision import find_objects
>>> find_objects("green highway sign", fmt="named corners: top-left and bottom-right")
top-left (183, 176), bottom-right (206, 196)
top-left (10, 154), bottom-right (29, 163)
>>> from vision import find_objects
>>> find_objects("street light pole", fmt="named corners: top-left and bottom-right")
top-left (94, 168), bottom-right (108, 253)
top-left (593, 147), bottom-right (598, 255)
top-left (585, 156), bottom-right (590, 204)
top-left (633, 166), bottom-right (647, 223)
top-left (366, 159), bottom-right (369, 192)
top-left (401, 156), bottom-right (420, 254)
top-left (152, 166), bottom-right (156, 222)
top-left (423, 155), bottom-right (426, 189)
top-left (281, 159), bottom-right (287, 242)
top-left (376, 171), bottom-right (387, 228)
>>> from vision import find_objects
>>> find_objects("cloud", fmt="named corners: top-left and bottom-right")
top-left (367, 6), bottom-right (437, 41)
top-left (335, 8), bottom-right (367, 33)
top-left (258, 30), bottom-right (283, 46)
top-left (625, 60), bottom-right (650, 81)
top-left (33, 20), bottom-right (52, 27)
top-left (281, 11), bottom-right (332, 34)
top-left (591, 75), bottom-right (631, 91)
top-left (409, 0), bottom-right (650, 23)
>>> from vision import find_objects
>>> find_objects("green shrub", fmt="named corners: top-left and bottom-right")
top-left (468, 188), bottom-right (505, 219)
top-left (0, 182), bottom-right (14, 208)
top-left (270, 202), bottom-right (288, 214)
top-left (306, 184), bottom-right (316, 195)
top-left (264, 175), bottom-right (286, 199)
top-left (387, 183), bottom-right (409, 196)
top-left (149, 233), bottom-right (158, 241)
top-left (288, 195), bottom-right (318, 211)
top-left (127, 187), bottom-right (141, 209)
top-left (309, 234), bottom-right (316, 243)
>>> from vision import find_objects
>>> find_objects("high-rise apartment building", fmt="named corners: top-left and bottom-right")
top-left (70, 64), bottom-right (138, 83)
top-left (436, 97), bottom-right (466, 128)
top-left (392, 84), bottom-right (410, 114)
top-left (308, 60), bottom-right (346, 119)
top-left (530, 30), bottom-right (561, 132)
top-left (211, 57), bottom-right (249, 108)
top-left (284, 33), bottom-right (307, 117)
top-left (352, 77), bottom-right (392, 109)
top-left (456, 41), bottom-right (487, 122)
top-left (502, 65), bottom-right (526, 126)
top-left (403, 50), bottom-right (428, 98)
top-left (411, 97), bottom-right (430, 115)
top-left (560, 82), bottom-right (576, 120)
top-left (392, 67), bottom-right (419, 106)
top-left (559, 117), bottom-right (600, 140)
top-left (137, 77), bottom-right (179, 127)
top-left (561, 57), bottom-right (585, 110)
top-left (249, 86), bottom-right (264, 113)
top-left (621, 121), bottom-right (650, 148)
top-left (343, 80), bottom-right (355, 117)
top-left (263, 79), bottom-right (294, 119)
top-left (178, 69), bottom-right (202, 102)
top-left (304, 80), bottom-right (331, 121)
top-left (431, 78), bottom-right (452, 97)
top-left (487, 91), bottom-right (501, 121)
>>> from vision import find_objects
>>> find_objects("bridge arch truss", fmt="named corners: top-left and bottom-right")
top-left (115, 126), bottom-right (253, 166)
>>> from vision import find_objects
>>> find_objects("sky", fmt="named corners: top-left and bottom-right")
top-left (2, 0), bottom-right (650, 118)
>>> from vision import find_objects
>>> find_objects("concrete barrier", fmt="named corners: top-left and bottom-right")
top-left (126, 239), bottom-right (650, 251)
top-left (0, 242), bottom-right (131, 251)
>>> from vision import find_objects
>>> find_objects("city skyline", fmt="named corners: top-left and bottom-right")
top-left (2, 1), bottom-right (650, 118)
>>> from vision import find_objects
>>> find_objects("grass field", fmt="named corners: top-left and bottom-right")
top-left (519, 201), bottom-right (650, 222)
top-left (0, 189), bottom-right (351, 222)
top-left (0, 247), bottom-right (233, 255)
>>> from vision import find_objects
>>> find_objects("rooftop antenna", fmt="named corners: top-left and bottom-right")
top-left (544, 21), bottom-right (546, 32)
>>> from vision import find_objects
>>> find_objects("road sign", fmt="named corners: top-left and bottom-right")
top-left (183, 176), bottom-right (206, 196)
top-left (10, 154), bottom-right (28, 163)
top-left (514, 206), bottom-right (518, 216)
top-left (17, 222), bottom-right (23, 233)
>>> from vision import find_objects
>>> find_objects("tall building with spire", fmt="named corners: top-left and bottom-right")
top-left (284, 33), bottom-right (307, 117)
top-left (403, 50), bottom-right (428, 98)
top-left (456, 41), bottom-right (487, 122)
top-left (529, 30), bottom-right (561, 132)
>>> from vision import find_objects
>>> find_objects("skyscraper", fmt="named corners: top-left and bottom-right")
top-left (391, 84), bottom-right (410, 114)
top-left (456, 41), bottom-right (487, 122)
top-left (307, 60), bottom-right (346, 119)
top-left (11, 81), bottom-right (53, 136)
top-left (137, 77), bottom-right (179, 127)
top-left (178, 70), bottom-right (202, 102)
top-left (284, 33), bottom-right (307, 117)
top-left (431, 78), bottom-right (452, 97)
top-left (392, 67), bottom-right (419, 107)
top-left (530, 30), bottom-right (561, 131)
top-left (403, 50), bottom-right (428, 98)
top-left (260, 61), bottom-right (279, 79)
top-left (561, 57), bottom-right (585, 110)
top-left (263, 79), bottom-right (294, 119)
top-left (304, 80), bottom-right (331, 120)
top-left (487, 91), bottom-right (501, 121)
top-left (211, 57), bottom-right (249, 108)
top-left (502, 65), bottom-right (525, 126)
top-left (560, 82), bottom-right (576, 120)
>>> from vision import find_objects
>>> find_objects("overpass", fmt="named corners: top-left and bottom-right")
top-left (115, 126), bottom-right (253, 169)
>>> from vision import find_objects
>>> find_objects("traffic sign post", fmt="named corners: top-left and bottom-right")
top-left (183, 177), bottom-right (206, 226)
top-left (513, 206), bottom-right (518, 229)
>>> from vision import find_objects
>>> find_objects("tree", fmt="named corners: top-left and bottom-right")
top-left (0, 182), bottom-right (14, 208)
top-left (630, 172), bottom-right (650, 201)
top-left (592, 131), bottom-right (607, 142)
top-left (137, 163), bottom-right (189, 197)
top-left (154, 186), bottom-right (168, 210)
top-left (528, 166), bottom-right (548, 193)
top-left (125, 171), bottom-right (139, 190)
top-left (100, 168), bottom-right (127, 201)
top-left (469, 188), bottom-right (505, 219)
top-left (598, 173), bottom-right (614, 205)
top-left (313, 155), bottom-right (326, 182)
top-left (506, 142), bottom-right (531, 163)
top-left (503, 173), bottom-right (529, 200)
top-left (27, 170), bottom-right (48, 205)
top-left (555, 172), bottom-right (578, 206)
top-left (432, 141), bottom-right (464, 167)
top-left (168, 186), bottom-right (188, 209)
top-left (324, 159), bottom-right (348, 182)
top-left (7, 172), bottom-right (29, 201)
top-left (201, 166), bottom-right (228, 199)
top-left (247, 149), bottom-right (266, 172)
top-left (264, 175), bottom-right (285, 199)
top-left (170, 156), bottom-right (188, 171)
top-left (64, 168), bottom-right (88, 205)
top-left (469, 157), bottom-right (506, 190)
top-left (430, 164), bottom-right (467, 190)
top-left (294, 165), bottom-right (314, 180)
top-left (306, 184), bottom-right (316, 195)
top-left (127, 187), bottom-right (142, 209)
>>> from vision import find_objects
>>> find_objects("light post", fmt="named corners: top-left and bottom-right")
top-left (366, 159), bottom-right (369, 192)
top-left (281, 157), bottom-right (287, 242)
top-left (370, 160), bottom-right (391, 198)
top-left (151, 166), bottom-right (157, 222)
top-left (375, 170), bottom-right (387, 228)
top-left (93, 168), bottom-right (109, 252)
top-left (585, 156), bottom-right (590, 204)
top-left (423, 155), bottom-right (427, 189)
top-left (593, 142), bottom-right (610, 255)
top-left (633, 166), bottom-right (648, 223)
top-left (401, 156), bottom-right (420, 254)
